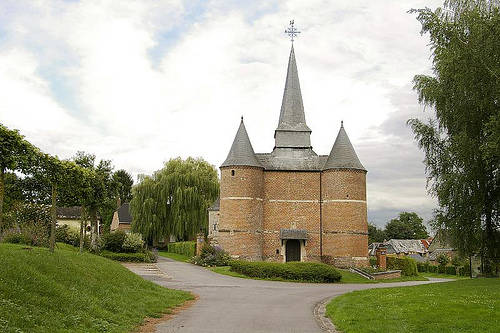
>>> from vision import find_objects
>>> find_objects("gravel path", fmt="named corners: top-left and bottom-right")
top-left (125, 257), bottom-right (451, 333)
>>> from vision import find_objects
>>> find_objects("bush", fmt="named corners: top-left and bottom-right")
top-left (459, 264), bottom-right (471, 276)
top-left (229, 261), bottom-right (342, 283)
top-left (1, 230), bottom-right (30, 245)
top-left (122, 233), bottom-right (144, 253)
top-left (445, 265), bottom-right (457, 275)
top-left (369, 257), bottom-right (377, 266)
top-left (192, 244), bottom-right (231, 267)
top-left (100, 250), bottom-right (156, 263)
top-left (387, 257), bottom-right (418, 276)
top-left (101, 230), bottom-right (127, 252)
top-left (56, 224), bottom-right (90, 248)
top-left (437, 253), bottom-right (450, 267)
top-left (167, 241), bottom-right (196, 257)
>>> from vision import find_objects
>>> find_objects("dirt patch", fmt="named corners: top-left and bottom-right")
top-left (134, 295), bottom-right (199, 333)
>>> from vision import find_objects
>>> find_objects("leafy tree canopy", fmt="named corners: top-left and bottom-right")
top-left (408, 0), bottom-right (500, 260)
top-left (130, 157), bottom-right (219, 243)
top-left (113, 169), bottom-right (134, 203)
top-left (385, 212), bottom-right (430, 240)
top-left (368, 223), bottom-right (386, 244)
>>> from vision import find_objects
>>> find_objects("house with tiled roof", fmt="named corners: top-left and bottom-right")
top-left (110, 203), bottom-right (132, 232)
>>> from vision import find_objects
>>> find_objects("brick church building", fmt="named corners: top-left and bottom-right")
top-left (211, 45), bottom-right (369, 267)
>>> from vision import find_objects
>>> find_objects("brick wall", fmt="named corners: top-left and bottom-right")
top-left (262, 171), bottom-right (321, 261)
top-left (321, 169), bottom-right (368, 266)
top-left (218, 166), bottom-right (264, 260)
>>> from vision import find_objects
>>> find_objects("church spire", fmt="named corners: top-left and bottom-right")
top-left (274, 44), bottom-right (312, 149)
top-left (324, 122), bottom-right (365, 171)
top-left (221, 117), bottom-right (262, 168)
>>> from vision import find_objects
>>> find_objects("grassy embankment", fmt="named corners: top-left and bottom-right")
top-left (0, 243), bottom-right (193, 333)
top-left (326, 278), bottom-right (500, 333)
top-left (157, 250), bottom-right (191, 262)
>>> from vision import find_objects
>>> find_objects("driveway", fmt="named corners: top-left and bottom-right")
top-left (126, 257), bottom-right (450, 333)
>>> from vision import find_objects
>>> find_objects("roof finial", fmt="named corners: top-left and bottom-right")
top-left (284, 20), bottom-right (301, 43)
top-left (241, 115), bottom-right (244, 121)
top-left (341, 120), bottom-right (344, 127)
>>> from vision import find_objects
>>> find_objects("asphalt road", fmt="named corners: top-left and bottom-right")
top-left (126, 257), bottom-right (450, 333)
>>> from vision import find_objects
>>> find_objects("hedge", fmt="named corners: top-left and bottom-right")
top-left (168, 241), bottom-right (196, 257)
top-left (229, 260), bottom-right (342, 283)
top-left (386, 257), bottom-right (418, 276)
top-left (100, 251), bottom-right (156, 263)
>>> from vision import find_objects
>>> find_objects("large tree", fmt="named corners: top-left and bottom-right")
top-left (0, 124), bottom-right (37, 230)
top-left (409, 0), bottom-right (499, 264)
top-left (368, 223), bottom-right (386, 244)
top-left (113, 169), bottom-right (133, 203)
top-left (385, 212), bottom-right (429, 240)
top-left (130, 157), bottom-right (219, 244)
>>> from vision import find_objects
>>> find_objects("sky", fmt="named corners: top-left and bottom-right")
top-left (0, 0), bottom-right (444, 229)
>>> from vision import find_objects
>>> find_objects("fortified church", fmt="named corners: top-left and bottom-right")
top-left (210, 35), bottom-right (369, 267)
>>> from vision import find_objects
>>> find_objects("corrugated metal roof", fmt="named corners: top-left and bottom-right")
top-left (324, 123), bottom-right (365, 171)
top-left (221, 118), bottom-right (262, 168)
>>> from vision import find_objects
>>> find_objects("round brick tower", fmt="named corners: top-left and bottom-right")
top-left (218, 118), bottom-right (264, 260)
top-left (321, 122), bottom-right (368, 267)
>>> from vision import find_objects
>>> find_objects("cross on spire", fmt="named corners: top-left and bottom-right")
top-left (284, 20), bottom-right (301, 43)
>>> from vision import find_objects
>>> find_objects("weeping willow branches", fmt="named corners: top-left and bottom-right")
top-left (130, 157), bottom-right (219, 243)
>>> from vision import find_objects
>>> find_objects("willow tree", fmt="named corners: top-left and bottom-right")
top-left (130, 157), bottom-right (219, 243)
top-left (409, 0), bottom-right (500, 267)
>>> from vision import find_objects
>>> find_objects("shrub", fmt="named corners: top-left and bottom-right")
top-left (56, 224), bottom-right (90, 248)
top-left (101, 230), bottom-right (127, 252)
top-left (459, 264), bottom-right (471, 276)
top-left (1, 230), bottom-right (30, 245)
top-left (192, 244), bottom-right (231, 267)
top-left (122, 233), bottom-right (144, 253)
top-left (229, 261), bottom-right (342, 283)
top-left (369, 257), bottom-right (377, 266)
top-left (445, 265), bottom-right (457, 275)
top-left (167, 241), bottom-right (196, 257)
top-left (100, 250), bottom-right (156, 263)
top-left (387, 257), bottom-right (418, 276)
top-left (437, 253), bottom-right (450, 267)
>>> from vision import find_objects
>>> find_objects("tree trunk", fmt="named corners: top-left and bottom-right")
top-left (79, 217), bottom-right (85, 254)
top-left (49, 183), bottom-right (57, 252)
top-left (90, 207), bottom-right (98, 251)
top-left (0, 168), bottom-right (4, 231)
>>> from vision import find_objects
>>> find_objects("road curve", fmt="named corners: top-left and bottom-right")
top-left (126, 257), bottom-right (450, 333)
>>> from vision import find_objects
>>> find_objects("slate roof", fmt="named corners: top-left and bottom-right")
top-left (280, 229), bottom-right (308, 240)
top-left (56, 206), bottom-right (82, 219)
top-left (385, 239), bottom-right (427, 254)
top-left (221, 118), bottom-right (262, 168)
top-left (255, 153), bottom-right (328, 171)
top-left (324, 123), bottom-right (365, 171)
top-left (276, 45), bottom-right (311, 133)
top-left (117, 203), bottom-right (132, 224)
top-left (208, 197), bottom-right (220, 211)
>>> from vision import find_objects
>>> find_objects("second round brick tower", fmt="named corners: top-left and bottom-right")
top-left (321, 122), bottom-right (369, 267)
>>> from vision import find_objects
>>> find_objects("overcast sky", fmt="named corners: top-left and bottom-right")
top-left (0, 0), bottom-right (444, 229)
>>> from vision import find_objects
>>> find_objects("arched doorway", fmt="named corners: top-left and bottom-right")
top-left (286, 239), bottom-right (301, 262)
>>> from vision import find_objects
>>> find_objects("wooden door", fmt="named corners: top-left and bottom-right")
top-left (286, 239), bottom-right (301, 262)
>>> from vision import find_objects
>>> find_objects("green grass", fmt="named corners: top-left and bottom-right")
top-left (158, 251), bottom-right (192, 262)
top-left (0, 243), bottom-right (193, 333)
top-left (326, 278), bottom-right (500, 333)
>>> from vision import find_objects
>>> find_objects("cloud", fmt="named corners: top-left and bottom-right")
top-left (0, 0), bottom-right (443, 225)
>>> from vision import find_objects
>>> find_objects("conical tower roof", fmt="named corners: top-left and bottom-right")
top-left (276, 45), bottom-right (310, 132)
top-left (221, 117), bottom-right (262, 168)
top-left (324, 122), bottom-right (365, 171)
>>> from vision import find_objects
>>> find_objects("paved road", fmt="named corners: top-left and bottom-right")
top-left (126, 258), bottom-right (450, 333)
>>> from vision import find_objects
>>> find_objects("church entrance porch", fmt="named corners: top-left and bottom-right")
top-left (285, 239), bottom-right (301, 262)
top-left (280, 229), bottom-right (307, 262)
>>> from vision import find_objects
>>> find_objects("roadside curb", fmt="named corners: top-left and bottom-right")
top-left (314, 296), bottom-right (339, 333)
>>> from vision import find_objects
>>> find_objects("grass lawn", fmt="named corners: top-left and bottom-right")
top-left (421, 272), bottom-right (468, 280)
top-left (157, 251), bottom-right (192, 262)
top-left (326, 278), bottom-right (500, 333)
top-left (0, 243), bottom-right (193, 333)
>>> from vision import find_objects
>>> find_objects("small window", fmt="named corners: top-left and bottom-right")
top-left (276, 249), bottom-right (280, 255)
top-left (231, 170), bottom-right (235, 176)
top-left (213, 223), bottom-right (217, 231)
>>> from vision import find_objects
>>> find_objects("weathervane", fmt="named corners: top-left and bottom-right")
top-left (284, 20), bottom-right (301, 43)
